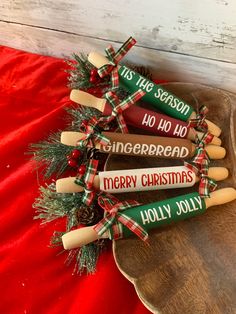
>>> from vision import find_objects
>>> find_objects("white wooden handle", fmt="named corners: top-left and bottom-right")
top-left (204, 145), bottom-right (226, 159)
top-left (56, 177), bottom-right (84, 193)
top-left (88, 52), bottom-right (114, 68)
top-left (205, 188), bottom-right (236, 208)
top-left (61, 132), bottom-right (90, 147)
top-left (62, 227), bottom-right (100, 249)
top-left (70, 90), bottom-right (106, 112)
top-left (205, 119), bottom-right (221, 137)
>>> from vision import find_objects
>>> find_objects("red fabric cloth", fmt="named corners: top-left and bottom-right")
top-left (0, 46), bottom-right (155, 314)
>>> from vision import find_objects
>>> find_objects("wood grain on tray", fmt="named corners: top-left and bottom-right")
top-left (105, 83), bottom-right (236, 314)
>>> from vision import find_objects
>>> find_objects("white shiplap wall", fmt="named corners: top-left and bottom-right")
top-left (0, 0), bottom-right (236, 92)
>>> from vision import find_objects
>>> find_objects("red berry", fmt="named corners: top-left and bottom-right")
top-left (89, 75), bottom-right (98, 84)
top-left (71, 149), bottom-right (81, 159)
top-left (86, 183), bottom-right (93, 190)
top-left (78, 164), bottom-right (86, 175)
top-left (90, 69), bottom-right (98, 77)
top-left (66, 154), bottom-right (71, 160)
top-left (68, 158), bottom-right (77, 168)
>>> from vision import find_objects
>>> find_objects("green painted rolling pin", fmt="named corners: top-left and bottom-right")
top-left (62, 188), bottom-right (236, 249)
top-left (88, 51), bottom-right (221, 136)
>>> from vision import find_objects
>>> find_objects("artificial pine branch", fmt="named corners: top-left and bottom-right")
top-left (66, 241), bottom-right (106, 274)
top-left (66, 105), bottom-right (102, 131)
top-left (34, 183), bottom-right (103, 231)
top-left (50, 234), bottom-right (106, 274)
top-left (29, 132), bottom-right (74, 178)
top-left (67, 53), bottom-right (109, 90)
top-left (50, 231), bottom-right (64, 246)
top-left (34, 183), bottom-right (81, 230)
top-left (29, 105), bottom-right (102, 179)
top-left (67, 53), bottom-right (93, 90)
top-left (51, 233), bottom-right (106, 274)
top-left (35, 184), bottom-right (106, 274)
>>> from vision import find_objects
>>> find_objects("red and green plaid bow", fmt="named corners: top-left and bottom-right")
top-left (184, 161), bottom-right (217, 197)
top-left (187, 132), bottom-right (216, 197)
top-left (74, 158), bottom-right (99, 206)
top-left (77, 116), bottom-right (110, 148)
top-left (93, 193), bottom-right (149, 242)
top-left (188, 105), bottom-right (209, 132)
top-left (101, 89), bottom-right (146, 133)
top-left (193, 132), bottom-right (214, 165)
top-left (97, 37), bottom-right (136, 90)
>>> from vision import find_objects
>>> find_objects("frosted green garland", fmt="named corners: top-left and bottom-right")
top-left (33, 183), bottom-right (102, 230)
top-left (34, 184), bottom-right (105, 274)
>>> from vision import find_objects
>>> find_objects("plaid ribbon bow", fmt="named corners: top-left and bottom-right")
top-left (77, 116), bottom-right (110, 148)
top-left (184, 161), bottom-right (217, 197)
top-left (74, 158), bottom-right (99, 206)
top-left (101, 89), bottom-right (146, 133)
top-left (93, 193), bottom-right (149, 242)
top-left (185, 132), bottom-right (217, 197)
top-left (188, 105), bottom-right (209, 132)
top-left (97, 37), bottom-right (136, 90)
top-left (193, 132), bottom-right (214, 165)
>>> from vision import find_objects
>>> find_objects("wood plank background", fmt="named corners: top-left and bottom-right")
top-left (0, 0), bottom-right (236, 92)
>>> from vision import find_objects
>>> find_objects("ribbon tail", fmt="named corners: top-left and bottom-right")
top-left (94, 216), bottom-right (115, 237)
top-left (118, 213), bottom-right (149, 242)
top-left (110, 67), bottom-right (119, 90)
top-left (199, 177), bottom-right (217, 198)
top-left (184, 161), bottom-right (199, 175)
top-left (115, 37), bottom-right (137, 63)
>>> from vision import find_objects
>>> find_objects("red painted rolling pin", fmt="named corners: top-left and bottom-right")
top-left (87, 48), bottom-right (221, 136)
top-left (61, 131), bottom-right (226, 160)
top-left (70, 90), bottom-right (221, 145)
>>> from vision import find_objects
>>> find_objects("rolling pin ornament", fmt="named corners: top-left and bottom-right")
top-left (56, 166), bottom-right (228, 194)
top-left (62, 188), bottom-right (236, 249)
top-left (70, 89), bottom-right (221, 145)
top-left (87, 37), bottom-right (221, 136)
top-left (61, 131), bottom-right (226, 160)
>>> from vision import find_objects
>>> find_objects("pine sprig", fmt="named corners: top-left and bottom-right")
top-left (66, 105), bottom-right (102, 131)
top-left (67, 53), bottom-right (93, 90)
top-left (66, 241), bottom-right (106, 274)
top-left (51, 233), bottom-right (106, 274)
top-left (33, 183), bottom-right (81, 230)
top-left (29, 132), bottom-right (74, 178)
top-left (28, 106), bottom-right (102, 179)
top-left (67, 53), bottom-right (109, 90)
top-left (35, 184), bottom-right (106, 274)
top-left (34, 183), bottom-right (103, 231)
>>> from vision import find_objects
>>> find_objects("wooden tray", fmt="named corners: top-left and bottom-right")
top-left (105, 83), bottom-right (236, 314)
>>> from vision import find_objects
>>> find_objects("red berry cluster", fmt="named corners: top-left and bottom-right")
top-left (89, 69), bottom-right (101, 84)
top-left (66, 149), bottom-right (86, 175)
